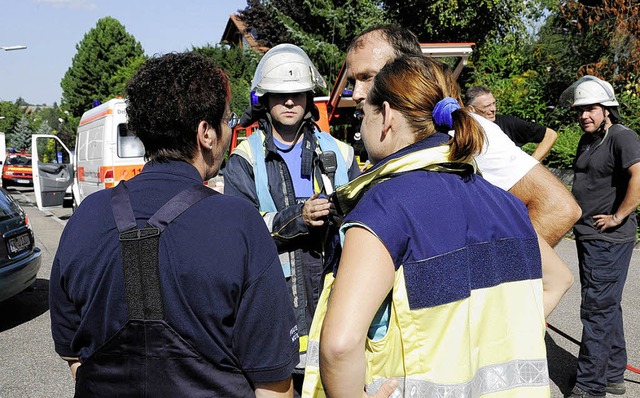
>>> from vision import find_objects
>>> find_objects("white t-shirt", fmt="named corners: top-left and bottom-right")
top-left (471, 113), bottom-right (538, 191)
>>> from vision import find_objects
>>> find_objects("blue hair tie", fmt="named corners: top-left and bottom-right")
top-left (432, 97), bottom-right (461, 131)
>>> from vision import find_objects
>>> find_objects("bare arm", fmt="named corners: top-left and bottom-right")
top-left (593, 162), bottom-right (640, 232)
top-left (508, 165), bottom-right (579, 317)
top-left (320, 227), bottom-right (397, 398)
top-left (60, 356), bottom-right (81, 380)
top-left (538, 234), bottom-right (573, 317)
top-left (254, 379), bottom-right (294, 398)
top-left (531, 128), bottom-right (558, 162)
top-left (509, 164), bottom-right (581, 247)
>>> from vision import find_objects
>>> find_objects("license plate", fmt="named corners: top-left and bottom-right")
top-left (16, 179), bottom-right (30, 184)
top-left (8, 233), bottom-right (30, 256)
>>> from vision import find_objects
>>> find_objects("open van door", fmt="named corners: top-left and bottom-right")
top-left (31, 134), bottom-right (73, 211)
top-left (0, 132), bottom-right (6, 167)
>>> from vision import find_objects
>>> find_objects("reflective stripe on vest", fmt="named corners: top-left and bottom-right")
top-left (248, 131), bottom-right (277, 212)
top-left (303, 267), bottom-right (549, 398)
top-left (246, 130), bottom-right (350, 213)
top-left (364, 359), bottom-right (549, 397)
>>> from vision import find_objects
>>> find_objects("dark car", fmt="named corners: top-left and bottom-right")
top-left (0, 187), bottom-right (41, 302)
top-left (2, 154), bottom-right (33, 188)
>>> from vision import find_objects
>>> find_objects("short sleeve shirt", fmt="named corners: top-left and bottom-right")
top-left (49, 161), bottom-right (299, 385)
top-left (572, 124), bottom-right (640, 242)
top-left (494, 114), bottom-right (547, 147)
top-left (471, 113), bottom-right (539, 191)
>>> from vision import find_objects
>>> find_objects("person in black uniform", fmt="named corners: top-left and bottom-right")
top-left (562, 75), bottom-right (640, 398)
top-left (465, 85), bottom-right (558, 161)
top-left (49, 52), bottom-right (299, 398)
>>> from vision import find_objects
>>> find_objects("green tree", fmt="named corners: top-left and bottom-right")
top-left (381, 0), bottom-right (553, 45)
top-left (35, 120), bottom-right (53, 136)
top-left (240, 0), bottom-right (388, 91)
top-left (14, 97), bottom-right (28, 107)
top-left (108, 55), bottom-right (148, 99)
top-left (61, 17), bottom-right (144, 121)
top-left (466, 32), bottom-right (554, 126)
top-left (10, 116), bottom-right (33, 152)
top-left (192, 45), bottom-right (260, 114)
top-left (0, 101), bottom-right (21, 135)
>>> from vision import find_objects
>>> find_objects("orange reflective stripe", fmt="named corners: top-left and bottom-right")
top-left (99, 165), bottom-right (143, 182)
top-left (112, 165), bottom-right (143, 181)
top-left (79, 109), bottom-right (113, 126)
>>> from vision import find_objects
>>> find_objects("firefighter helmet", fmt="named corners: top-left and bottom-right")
top-left (560, 75), bottom-right (619, 107)
top-left (251, 44), bottom-right (326, 97)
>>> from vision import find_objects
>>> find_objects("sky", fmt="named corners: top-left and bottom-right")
top-left (0, 0), bottom-right (247, 106)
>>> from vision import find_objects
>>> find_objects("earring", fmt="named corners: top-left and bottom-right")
top-left (209, 145), bottom-right (213, 150)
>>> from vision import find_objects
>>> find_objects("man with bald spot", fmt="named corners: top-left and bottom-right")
top-left (345, 25), bottom-right (581, 317)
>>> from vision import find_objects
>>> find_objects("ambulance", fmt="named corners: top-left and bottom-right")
top-left (31, 98), bottom-right (145, 211)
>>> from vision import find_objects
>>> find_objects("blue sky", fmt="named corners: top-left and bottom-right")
top-left (0, 0), bottom-right (247, 105)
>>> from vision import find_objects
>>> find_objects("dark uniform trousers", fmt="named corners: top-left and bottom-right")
top-left (575, 239), bottom-right (632, 395)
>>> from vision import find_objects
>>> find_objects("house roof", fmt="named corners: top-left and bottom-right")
top-left (220, 14), bottom-right (269, 54)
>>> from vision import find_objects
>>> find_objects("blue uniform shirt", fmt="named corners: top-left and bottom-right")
top-left (50, 161), bottom-right (299, 385)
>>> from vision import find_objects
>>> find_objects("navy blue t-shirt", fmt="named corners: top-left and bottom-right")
top-left (50, 161), bottom-right (299, 385)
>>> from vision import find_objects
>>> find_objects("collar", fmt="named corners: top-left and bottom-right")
top-left (260, 119), bottom-right (318, 177)
top-left (141, 160), bottom-right (204, 183)
top-left (366, 132), bottom-right (451, 173)
top-left (334, 133), bottom-right (476, 215)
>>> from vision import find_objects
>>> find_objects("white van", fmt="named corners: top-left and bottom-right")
top-left (32, 98), bottom-right (146, 211)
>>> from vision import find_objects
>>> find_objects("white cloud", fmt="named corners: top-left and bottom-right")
top-left (33, 0), bottom-right (97, 10)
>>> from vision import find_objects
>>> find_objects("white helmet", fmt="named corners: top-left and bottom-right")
top-left (560, 75), bottom-right (619, 107)
top-left (251, 44), bottom-right (326, 97)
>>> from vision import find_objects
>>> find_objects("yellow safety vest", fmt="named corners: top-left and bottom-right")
top-left (303, 269), bottom-right (549, 397)
top-left (302, 145), bottom-right (549, 398)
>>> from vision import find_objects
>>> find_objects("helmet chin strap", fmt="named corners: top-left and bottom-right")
top-left (267, 112), bottom-right (311, 153)
top-left (594, 106), bottom-right (611, 134)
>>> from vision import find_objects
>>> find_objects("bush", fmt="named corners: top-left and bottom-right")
top-left (540, 124), bottom-right (582, 170)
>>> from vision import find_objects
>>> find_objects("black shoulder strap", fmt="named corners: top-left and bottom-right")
top-left (110, 182), bottom-right (218, 320)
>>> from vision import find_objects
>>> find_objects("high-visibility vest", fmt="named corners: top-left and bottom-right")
top-left (303, 144), bottom-right (549, 398)
top-left (303, 267), bottom-right (549, 397)
top-left (234, 129), bottom-right (352, 213)
top-left (232, 128), bottom-right (353, 363)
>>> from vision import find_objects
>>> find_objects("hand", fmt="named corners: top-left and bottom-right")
top-left (302, 193), bottom-right (331, 227)
top-left (363, 379), bottom-right (399, 398)
top-left (593, 213), bottom-right (622, 232)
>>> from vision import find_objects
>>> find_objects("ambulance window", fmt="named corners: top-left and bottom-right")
top-left (87, 127), bottom-right (103, 160)
top-left (117, 124), bottom-right (145, 158)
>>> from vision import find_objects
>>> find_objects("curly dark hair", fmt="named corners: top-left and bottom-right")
top-left (125, 52), bottom-right (230, 162)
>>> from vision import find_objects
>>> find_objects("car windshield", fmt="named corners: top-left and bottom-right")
top-left (6, 156), bottom-right (32, 166)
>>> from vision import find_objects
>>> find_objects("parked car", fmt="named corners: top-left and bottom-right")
top-left (0, 187), bottom-right (41, 302)
top-left (2, 154), bottom-right (33, 188)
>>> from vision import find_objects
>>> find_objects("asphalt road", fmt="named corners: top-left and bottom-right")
top-left (0, 187), bottom-right (74, 398)
top-left (0, 186), bottom-right (639, 397)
